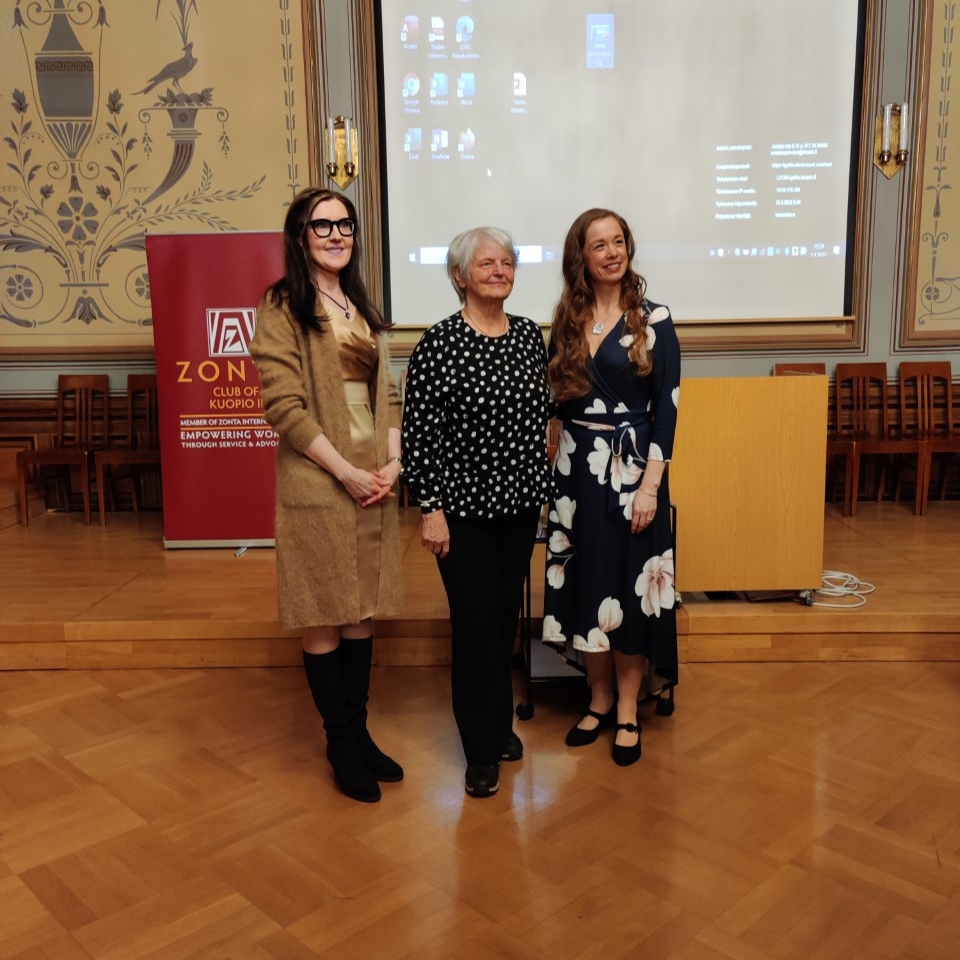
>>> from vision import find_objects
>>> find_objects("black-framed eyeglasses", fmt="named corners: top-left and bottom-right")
top-left (306, 217), bottom-right (356, 238)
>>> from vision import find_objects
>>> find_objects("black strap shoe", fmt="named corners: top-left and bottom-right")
top-left (611, 722), bottom-right (642, 767)
top-left (565, 706), bottom-right (617, 747)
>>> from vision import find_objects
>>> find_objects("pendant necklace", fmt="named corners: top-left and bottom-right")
top-left (591, 304), bottom-right (621, 336)
top-left (318, 287), bottom-right (351, 318)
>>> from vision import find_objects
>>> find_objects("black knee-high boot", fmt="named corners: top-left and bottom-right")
top-left (302, 648), bottom-right (380, 803)
top-left (339, 637), bottom-right (404, 782)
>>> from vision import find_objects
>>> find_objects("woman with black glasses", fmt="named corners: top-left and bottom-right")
top-left (251, 187), bottom-right (404, 804)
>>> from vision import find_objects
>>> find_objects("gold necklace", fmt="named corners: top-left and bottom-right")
top-left (462, 308), bottom-right (507, 337)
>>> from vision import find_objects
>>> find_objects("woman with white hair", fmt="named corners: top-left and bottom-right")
top-left (402, 226), bottom-right (553, 798)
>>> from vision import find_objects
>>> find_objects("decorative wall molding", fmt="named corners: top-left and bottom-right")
top-left (902, 0), bottom-right (960, 347)
top-left (0, 0), bottom-right (309, 357)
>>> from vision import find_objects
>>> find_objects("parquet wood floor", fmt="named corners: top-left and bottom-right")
top-left (1, 496), bottom-right (959, 669)
top-left (1, 660), bottom-right (959, 959)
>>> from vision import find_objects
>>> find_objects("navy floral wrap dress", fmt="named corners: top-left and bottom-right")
top-left (543, 300), bottom-right (681, 686)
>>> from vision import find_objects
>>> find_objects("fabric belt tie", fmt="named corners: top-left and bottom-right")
top-left (566, 411), bottom-right (651, 513)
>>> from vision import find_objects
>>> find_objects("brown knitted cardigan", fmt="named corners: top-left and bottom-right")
top-left (250, 296), bottom-right (403, 628)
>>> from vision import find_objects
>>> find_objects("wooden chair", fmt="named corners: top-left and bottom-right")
top-left (16, 374), bottom-right (110, 526)
top-left (773, 362), bottom-right (828, 376)
top-left (898, 361), bottom-right (960, 514)
top-left (547, 418), bottom-right (560, 464)
top-left (773, 362), bottom-right (855, 515)
top-left (835, 363), bottom-right (925, 515)
top-left (94, 374), bottom-right (161, 524)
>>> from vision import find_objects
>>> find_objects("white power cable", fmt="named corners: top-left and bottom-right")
top-left (808, 570), bottom-right (876, 608)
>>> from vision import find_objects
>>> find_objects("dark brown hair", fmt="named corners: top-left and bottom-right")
top-left (265, 186), bottom-right (388, 332)
top-left (548, 208), bottom-right (650, 403)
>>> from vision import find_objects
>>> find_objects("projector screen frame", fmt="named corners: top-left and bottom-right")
top-left (303, 0), bottom-right (896, 359)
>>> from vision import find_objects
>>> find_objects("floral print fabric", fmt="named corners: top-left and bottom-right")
top-left (543, 301), bottom-right (681, 679)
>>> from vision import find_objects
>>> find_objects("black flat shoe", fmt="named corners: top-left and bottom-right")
top-left (612, 722), bottom-right (642, 767)
top-left (500, 731), bottom-right (523, 762)
top-left (464, 763), bottom-right (500, 798)
top-left (565, 706), bottom-right (617, 747)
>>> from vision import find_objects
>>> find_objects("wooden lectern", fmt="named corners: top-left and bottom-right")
top-left (669, 376), bottom-right (827, 593)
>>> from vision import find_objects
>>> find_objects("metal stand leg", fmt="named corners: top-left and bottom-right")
top-left (516, 563), bottom-right (534, 720)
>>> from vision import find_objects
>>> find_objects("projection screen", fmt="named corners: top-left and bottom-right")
top-left (377, 0), bottom-right (864, 326)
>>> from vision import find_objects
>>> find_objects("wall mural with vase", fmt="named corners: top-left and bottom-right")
top-left (0, 0), bottom-right (310, 354)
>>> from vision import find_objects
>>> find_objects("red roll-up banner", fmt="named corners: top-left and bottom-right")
top-left (147, 232), bottom-right (284, 547)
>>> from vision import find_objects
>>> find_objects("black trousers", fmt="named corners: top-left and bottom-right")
top-left (436, 506), bottom-right (541, 766)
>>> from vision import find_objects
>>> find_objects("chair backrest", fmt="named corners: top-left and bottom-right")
top-left (547, 418), bottom-right (560, 461)
top-left (834, 362), bottom-right (891, 439)
top-left (773, 362), bottom-right (827, 376)
top-left (56, 374), bottom-right (110, 450)
top-left (899, 361), bottom-right (955, 438)
top-left (125, 374), bottom-right (160, 448)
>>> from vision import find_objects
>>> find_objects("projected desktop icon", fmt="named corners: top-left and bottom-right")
top-left (431, 128), bottom-right (449, 151)
top-left (429, 16), bottom-right (444, 42)
top-left (403, 128), bottom-right (422, 153)
top-left (430, 73), bottom-right (449, 97)
top-left (401, 15), bottom-right (418, 43)
top-left (457, 73), bottom-right (476, 98)
top-left (402, 73), bottom-right (420, 98)
top-left (458, 128), bottom-right (476, 152)
top-left (513, 72), bottom-right (527, 96)
top-left (455, 15), bottom-right (474, 43)
top-left (586, 13), bottom-right (615, 68)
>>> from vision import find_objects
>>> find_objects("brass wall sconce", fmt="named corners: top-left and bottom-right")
top-left (324, 115), bottom-right (358, 190)
top-left (874, 102), bottom-right (909, 179)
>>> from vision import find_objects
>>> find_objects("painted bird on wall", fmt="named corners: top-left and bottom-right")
top-left (134, 42), bottom-right (198, 95)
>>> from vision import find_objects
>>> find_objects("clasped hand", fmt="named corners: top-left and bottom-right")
top-left (342, 463), bottom-right (400, 507)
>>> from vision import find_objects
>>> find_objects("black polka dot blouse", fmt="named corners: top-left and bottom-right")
top-left (401, 312), bottom-right (554, 519)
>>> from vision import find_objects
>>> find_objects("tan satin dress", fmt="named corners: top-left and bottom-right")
top-left (330, 310), bottom-right (382, 621)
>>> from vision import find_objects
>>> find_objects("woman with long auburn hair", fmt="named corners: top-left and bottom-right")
top-left (250, 187), bottom-right (404, 803)
top-left (543, 208), bottom-right (681, 766)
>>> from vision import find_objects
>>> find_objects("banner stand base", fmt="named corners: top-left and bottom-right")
top-left (163, 539), bottom-right (276, 550)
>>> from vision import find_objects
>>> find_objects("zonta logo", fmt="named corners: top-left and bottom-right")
top-left (206, 307), bottom-right (257, 357)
